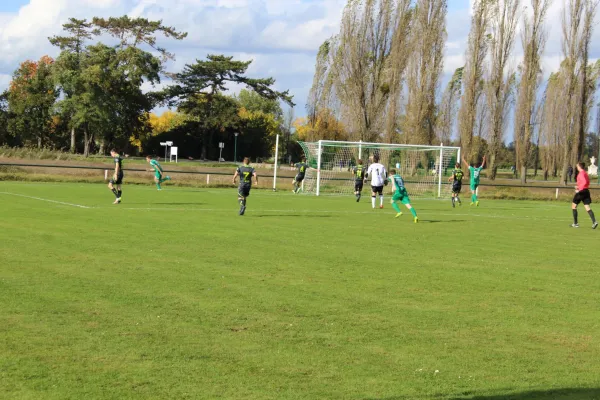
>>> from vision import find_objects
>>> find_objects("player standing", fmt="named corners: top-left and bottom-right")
top-left (389, 169), bottom-right (418, 223)
top-left (448, 162), bottom-right (464, 208)
top-left (292, 157), bottom-right (309, 194)
top-left (146, 155), bottom-right (171, 190)
top-left (233, 157), bottom-right (258, 216)
top-left (108, 149), bottom-right (123, 204)
top-left (352, 159), bottom-right (366, 202)
top-left (366, 154), bottom-right (387, 209)
top-left (462, 155), bottom-right (486, 206)
top-left (571, 162), bottom-right (598, 229)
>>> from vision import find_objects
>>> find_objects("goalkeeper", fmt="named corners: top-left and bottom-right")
top-left (389, 169), bottom-right (418, 223)
top-left (146, 155), bottom-right (171, 190)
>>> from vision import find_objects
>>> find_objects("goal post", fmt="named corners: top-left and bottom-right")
top-left (297, 140), bottom-right (461, 198)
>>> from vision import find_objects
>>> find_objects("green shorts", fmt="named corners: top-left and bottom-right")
top-left (392, 189), bottom-right (411, 205)
top-left (154, 172), bottom-right (162, 180)
top-left (470, 183), bottom-right (479, 191)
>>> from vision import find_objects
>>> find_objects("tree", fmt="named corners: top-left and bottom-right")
top-left (293, 109), bottom-right (349, 142)
top-left (50, 18), bottom-right (94, 152)
top-left (514, 0), bottom-right (550, 183)
top-left (404, 0), bottom-right (447, 145)
top-left (458, 0), bottom-right (491, 161)
top-left (165, 54), bottom-right (294, 160)
top-left (486, 0), bottom-right (520, 180)
top-left (7, 56), bottom-right (58, 148)
top-left (436, 67), bottom-right (463, 144)
top-left (92, 16), bottom-right (187, 63)
top-left (323, 0), bottom-right (413, 142)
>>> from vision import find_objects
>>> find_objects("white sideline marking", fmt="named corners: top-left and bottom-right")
top-left (0, 192), bottom-right (91, 209)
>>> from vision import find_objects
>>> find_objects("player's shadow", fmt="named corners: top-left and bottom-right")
top-left (254, 214), bottom-right (332, 218)
top-left (365, 387), bottom-right (600, 400)
top-left (152, 202), bottom-right (205, 205)
top-left (419, 219), bottom-right (466, 223)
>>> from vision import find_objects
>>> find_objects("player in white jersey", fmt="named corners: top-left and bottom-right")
top-left (365, 154), bottom-right (388, 209)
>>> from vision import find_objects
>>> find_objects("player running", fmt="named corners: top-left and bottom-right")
top-left (462, 155), bottom-right (486, 206)
top-left (389, 169), bottom-right (418, 223)
top-left (146, 155), bottom-right (171, 190)
top-left (366, 154), bottom-right (387, 209)
top-left (352, 159), bottom-right (366, 202)
top-left (293, 157), bottom-right (309, 193)
top-left (571, 162), bottom-right (598, 229)
top-left (233, 157), bottom-right (258, 216)
top-left (448, 162), bottom-right (464, 208)
top-left (108, 149), bottom-right (123, 204)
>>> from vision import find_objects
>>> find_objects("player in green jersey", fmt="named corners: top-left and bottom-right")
top-left (233, 157), bottom-right (258, 216)
top-left (352, 159), bottom-right (366, 202)
top-left (293, 157), bottom-right (309, 193)
top-left (447, 162), bottom-right (464, 208)
top-left (462, 155), bottom-right (486, 206)
top-left (389, 169), bottom-right (418, 223)
top-left (108, 149), bottom-right (123, 204)
top-left (146, 156), bottom-right (171, 190)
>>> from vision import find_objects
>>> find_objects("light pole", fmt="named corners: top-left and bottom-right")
top-left (234, 132), bottom-right (239, 162)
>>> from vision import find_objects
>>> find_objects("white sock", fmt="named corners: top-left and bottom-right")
top-left (380, 195), bottom-right (384, 206)
top-left (371, 196), bottom-right (376, 208)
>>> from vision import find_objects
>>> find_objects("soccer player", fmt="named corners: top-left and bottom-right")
top-left (352, 159), bottom-right (366, 202)
top-left (448, 162), bottom-right (464, 208)
top-left (108, 149), bottom-right (123, 204)
top-left (233, 157), bottom-right (258, 216)
top-left (462, 155), bottom-right (486, 206)
top-left (146, 155), bottom-right (171, 190)
top-left (366, 154), bottom-right (387, 209)
top-left (389, 169), bottom-right (418, 223)
top-left (292, 157), bottom-right (309, 193)
top-left (571, 162), bottom-right (598, 229)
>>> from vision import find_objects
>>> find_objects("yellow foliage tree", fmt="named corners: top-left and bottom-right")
top-left (293, 109), bottom-right (348, 142)
top-left (130, 110), bottom-right (187, 151)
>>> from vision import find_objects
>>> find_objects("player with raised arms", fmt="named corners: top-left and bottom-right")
top-left (352, 159), bottom-right (366, 202)
top-left (292, 156), bottom-right (309, 194)
top-left (233, 157), bottom-right (258, 216)
top-left (108, 149), bottom-right (123, 204)
top-left (389, 169), bottom-right (418, 223)
top-left (448, 162), bottom-right (464, 208)
top-left (366, 154), bottom-right (387, 209)
top-left (571, 162), bottom-right (598, 229)
top-left (146, 155), bottom-right (171, 190)
top-left (462, 155), bottom-right (486, 206)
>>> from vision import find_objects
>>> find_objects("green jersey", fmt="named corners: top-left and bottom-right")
top-left (295, 162), bottom-right (309, 177)
top-left (237, 165), bottom-right (255, 186)
top-left (114, 155), bottom-right (123, 170)
top-left (353, 165), bottom-right (366, 181)
top-left (390, 174), bottom-right (407, 193)
top-left (149, 159), bottom-right (163, 175)
top-left (469, 166), bottom-right (483, 185)
top-left (452, 168), bottom-right (464, 183)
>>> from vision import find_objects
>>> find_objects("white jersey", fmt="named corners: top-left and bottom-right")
top-left (367, 163), bottom-right (387, 187)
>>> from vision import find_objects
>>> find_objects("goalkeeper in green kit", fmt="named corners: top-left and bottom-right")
top-left (389, 169), bottom-right (418, 223)
top-left (146, 155), bottom-right (171, 190)
top-left (462, 155), bottom-right (486, 206)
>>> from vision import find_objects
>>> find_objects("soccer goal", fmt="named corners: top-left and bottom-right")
top-left (297, 140), bottom-right (461, 197)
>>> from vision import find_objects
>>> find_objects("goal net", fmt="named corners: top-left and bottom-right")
top-left (297, 140), bottom-right (461, 197)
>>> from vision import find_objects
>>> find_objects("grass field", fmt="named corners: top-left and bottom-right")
top-left (1, 181), bottom-right (600, 400)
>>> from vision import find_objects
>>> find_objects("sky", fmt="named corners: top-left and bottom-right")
top-left (0, 0), bottom-right (598, 121)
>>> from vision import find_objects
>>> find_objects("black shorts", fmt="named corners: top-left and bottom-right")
top-left (371, 185), bottom-right (384, 195)
top-left (573, 189), bottom-right (592, 205)
top-left (238, 184), bottom-right (251, 197)
top-left (452, 182), bottom-right (462, 194)
top-left (110, 172), bottom-right (124, 185)
top-left (295, 174), bottom-right (305, 183)
top-left (355, 180), bottom-right (364, 192)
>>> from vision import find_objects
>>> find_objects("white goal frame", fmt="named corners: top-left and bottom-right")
top-left (298, 140), bottom-right (461, 197)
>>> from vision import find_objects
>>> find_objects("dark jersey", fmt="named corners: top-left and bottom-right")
top-left (295, 162), bottom-right (309, 177)
top-left (452, 168), bottom-right (464, 183)
top-left (114, 156), bottom-right (123, 171)
top-left (237, 165), bottom-right (255, 186)
top-left (353, 165), bottom-right (366, 181)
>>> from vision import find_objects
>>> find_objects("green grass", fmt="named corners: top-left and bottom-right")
top-left (1, 182), bottom-right (600, 400)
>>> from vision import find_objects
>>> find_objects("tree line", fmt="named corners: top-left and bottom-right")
top-left (298, 0), bottom-right (600, 183)
top-left (0, 16), bottom-right (295, 161)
